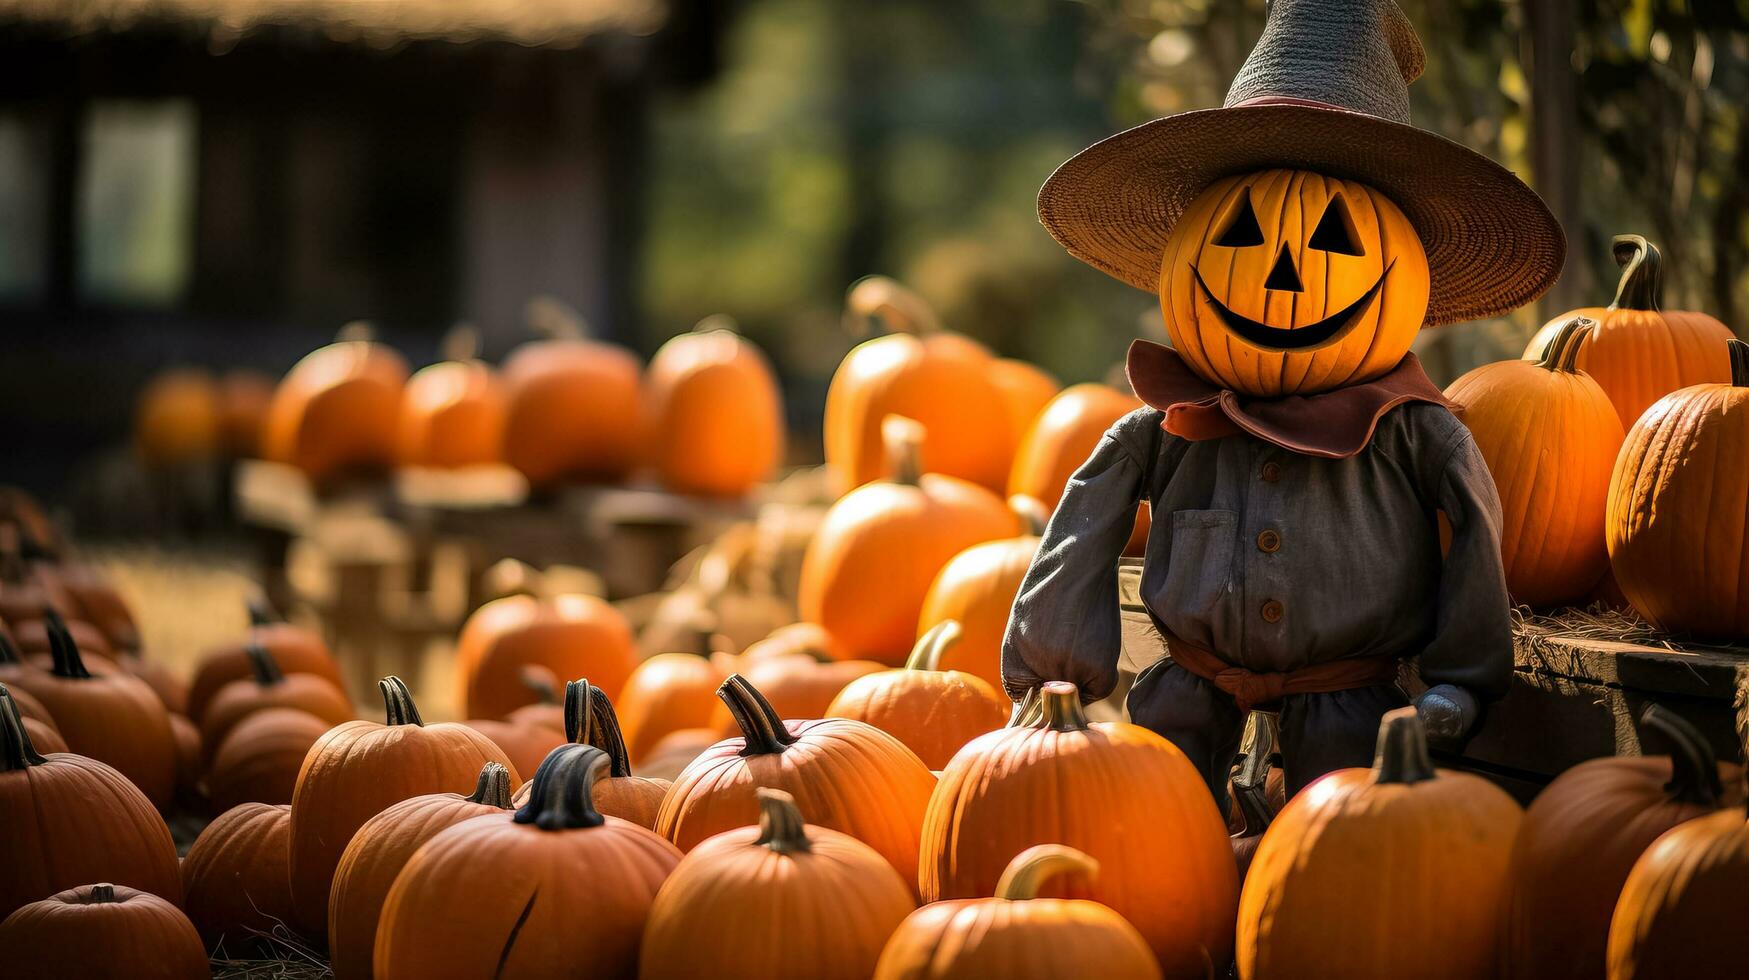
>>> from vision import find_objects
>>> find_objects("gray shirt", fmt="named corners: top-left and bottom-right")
top-left (1001, 404), bottom-right (1512, 704)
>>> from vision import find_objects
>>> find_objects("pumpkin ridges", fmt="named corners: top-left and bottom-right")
top-left (181, 802), bottom-right (298, 954)
top-left (0, 883), bottom-right (209, 979)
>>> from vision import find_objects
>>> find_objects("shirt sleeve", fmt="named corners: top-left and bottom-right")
top-left (1001, 407), bottom-right (1163, 705)
top-left (1420, 421), bottom-right (1514, 700)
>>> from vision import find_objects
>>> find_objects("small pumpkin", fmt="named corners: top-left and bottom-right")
top-left (914, 498), bottom-right (1046, 688)
top-left (206, 707), bottom-right (331, 812)
top-left (641, 788), bottom-right (916, 980)
top-left (637, 727), bottom-right (722, 782)
top-left (262, 327), bottom-right (410, 482)
top-left (0, 883), bottom-right (207, 980)
top-left (509, 680), bottom-right (670, 828)
top-left (500, 309), bottom-right (645, 487)
top-left (0, 660), bottom-right (52, 725)
top-left (1606, 794), bottom-right (1749, 979)
top-left (454, 592), bottom-right (638, 719)
top-left (801, 416), bottom-right (1021, 663)
top-left (134, 367), bottom-right (222, 468)
top-left (1445, 317), bottom-right (1625, 607)
top-left (0, 527), bottom-right (75, 625)
top-left (615, 653), bottom-right (726, 764)
top-left (198, 644), bottom-right (353, 766)
top-left (705, 649), bottom-right (886, 734)
top-left (167, 712), bottom-right (204, 809)
top-left (375, 745), bottom-right (683, 979)
top-left (396, 326), bottom-right (506, 469)
top-left (875, 844), bottom-right (1160, 980)
top-left (1525, 235), bottom-right (1735, 431)
top-left (921, 681), bottom-right (1234, 977)
top-left (288, 676), bottom-right (517, 940)
top-left (0, 686), bottom-right (181, 919)
top-left (462, 716), bottom-right (564, 783)
top-left (1605, 339), bottom-right (1749, 638)
top-left (1237, 707), bottom-right (1521, 979)
top-left (738, 621), bottom-right (850, 663)
top-left (218, 368), bottom-right (274, 457)
top-left (646, 316), bottom-right (786, 497)
top-left (188, 601), bottom-right (346, 724)
top-left (181, 802), bottom-right (298, 955)
top-left (326, 763), bottom-right (515, 980)
top-left (826, 621), bottom-right (1008, 769)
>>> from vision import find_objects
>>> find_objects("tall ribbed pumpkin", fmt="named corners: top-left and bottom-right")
top-left (1444, 317), bottom-right (1624, 607)
top-left (914, 499), bottom-right (1044, 688)
top-left (826, 621), bottom-right (1008, 770)
top-left (920, 682), bottom-right (1235, 978)
top-left (1525, 235), bottom-right (1735, 431)
top-left (262, 328), bottom-right (409, 482)
top-left (801, 417), bottom-right (1019, 664)
top-left (395, 327), bottom-right (505, 469)
top-left (1605, 339), bottom-right (1749, 639)
top-left (499, 308), bottom-right (644, 487)
top-left (645, 317), bottom-right (786, 498)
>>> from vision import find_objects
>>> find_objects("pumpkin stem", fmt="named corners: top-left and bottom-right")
top-left (440, 323), bottom-right (481, 362)
top-left (0, 630), bottom-right (21, 665)
top-left (754, 788), bottom-right (813, 855)
top-left (86, 884), bottom-right (118, 904)
top-left (246, 597), bottom-right (278, 628)
top-left (525, 295), bottom-right (589, 341)
top-left (1039, 681), bottom-right (1090, 733)
top-left (882, 415), bottom-right (926, 486)
top-left (905, 620), bottom-right (963, 671)
top-left (1007, 686), bottom-right (1043, 728)
top-left (43, 610), bottom-right (92, 681)
top-left (1009, 495), bottom-right (1051, 537)
top-left (1372, 706), bottom-right (1436, 785)
top-left (466, 761), bottom-right (515, 809)
top-left (994, 844), bottom-right (1099, 901)
top-left (843, 275), bottom-right (942, 338)
top-left (0, 685), bottom-right (46, 771)
top-left (0, 525), bottom-right (27, 585)
top-left (693, 313), bottom-right (740, 336)
top-left (378, 676), bottom-right (424, 727)
top-left (1640, 704), bottom-right (1724, 807)
top-left (1534, 317), bottom-right (1595, 373)
top-left (245, 643), bottom-right (285, 687)
top-left (562, 679), bottom-right (636, 777)
top-left (513, 744), bottom-right (609, 831)
top-left (717, 674), bottom-right (798, 756)
top-left (336, 320), bottom-right (376, 344)
top-left (1728, 339), bottom-right (1748, 388)
top-left (519, 665), bottom-right (558, 705)
top-left (1607, 235), bottom-right (1663, 312)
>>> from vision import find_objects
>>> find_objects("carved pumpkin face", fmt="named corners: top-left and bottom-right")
top-left (1159, 168), bottom-right (1430, 397)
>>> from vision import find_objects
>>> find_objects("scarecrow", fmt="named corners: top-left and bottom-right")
top-left (1003, 0), bottom-right (1565, 809)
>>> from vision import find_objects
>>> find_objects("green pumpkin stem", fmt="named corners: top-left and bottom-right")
top-left (467, 761), bottom-right (515, 809)
top-left (43, 610), bottom-right (91, 681)
top-left (1039, 681), bottom-right (1089, 733)
top-left (1373, 707), bottom-right (1436, 784)
top-left (0, 685), bottom-right (46, 770)
top-left (994, 844), bottom-right (1099, 901)
top-left (1640, 704), bottom-right (1724, 807)
top-left (378, 676), bottom-right (424, 726)
top-left (245, 643), bottom-right (285, 687)
top-left (1728, 339), bottom-right (1748, 388)
top-left (513, 744), bottom-right (609, 830)
top-left (905, 620), bottom-right (963, 671)
top-left (717, 674), bottom-right (798, 756)
top-left (1535, 317), bottom-right (1594, 373)
top-left (754, 788), bottom-right (813, 855)
top-left (1607, 235), bottom-right (1663, 312)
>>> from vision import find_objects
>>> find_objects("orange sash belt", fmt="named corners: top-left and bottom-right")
top-left (1164, 632), bottom-right (1401, 713)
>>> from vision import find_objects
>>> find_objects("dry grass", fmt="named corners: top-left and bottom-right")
top-left (1510, 602), bottom-right (1686, 660)
top-left (209, 922), bottom-right (333, 979)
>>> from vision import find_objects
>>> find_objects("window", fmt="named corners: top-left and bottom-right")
top-left (76, 100), bottom-right (197, 306)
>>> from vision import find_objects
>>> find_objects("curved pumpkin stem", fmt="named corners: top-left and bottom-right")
top-left (514, 744), bottom-right (609, 831)
top-left (0, 685), bottom-right (46, 771)
top-left (1607, 235), bottom-right (1663, 312)
top-left (995, 844), bottom-right (1099, 901)
top-left (1728, 339), bottom-right (1748, 388)
top-left (882, 415), bottom-right (926, 486)
top-left (525, 295), bottom-right (590, 341)
top-left (1534, 317), bottom-right (1594, 373)
top-left (246, 597), bottom-right (278, 628)
top-left (1009, 495), bottom-right (1051, 537)
top-left (336, 320), bottom-right (377, 344)
top-left (1039, 681), bottom-right (1089, 733)
top-left (693, 313), bottom-right (740, 336)
top-left (905, 620), bottom-right (963, 672)
top-left (717, 674), bottom-right (798, 756)
top-left (1640, 704), bottom-right (1724, 807)
top-left (754, 788), bottom-right (813, 855)
top-left (562, 679), bottom-right (636, 778)
top-left (519, 665), bottom-right (558, 705)
top-left (467, 761), bottom-right (515, 809)
top-left (441, 323), bottom-right (481, 363)
top-left (843, 275), bottom-right (942, 339)
top-left (1373, 706), bottom-right (1436, 785)
top-left (245, 643), bottom-right (285, 687)
top-left (43, 610), bottom-right (92, 681)
top-left (1007, 686), bottom-right (1043, 728)
top-left (0, 630), bottom-right (21, 666)
top-left (378, 676), bottom-right (424, 727)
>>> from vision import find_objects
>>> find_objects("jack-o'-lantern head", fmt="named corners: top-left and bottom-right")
top-left (1159, 168), bottom-right (1430, 398)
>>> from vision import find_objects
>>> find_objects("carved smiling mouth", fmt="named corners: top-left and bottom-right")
top-left (1193, 262), bottom-right (1393, 351)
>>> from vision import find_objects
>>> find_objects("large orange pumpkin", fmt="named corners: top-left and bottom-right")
top-left (499, 319), bottom-right (644, 487)
top-left (826, 621), bottom-right (1008, 769)
top-left (508, 680), bottom-right (670, 828)
top-left (395, 329), bottom-right (506, 469)
top-left (921, 681), bottom-right (1234, 977)
top-left (262, 331), bottom-right (409, 482)
top-left (801, 416), bottom-right (1020, 664)
top-left (188, 601), bottom-right (346, 724)
top-left (454, 592), bottom-right (638, 718)
top-left (989, 358), bottom-right (1060, 450)
top-left (1237, 708), bottom-right (1521, 979)
top-left (1605, 339), bottom-right (1749, 638)
top-left (1525, 235), bottom-right (1735, 431)
top-left (646, 317), bottom-right (786, 497)
top-left (1160, 168), bottom-right (1430, 398)
top-left (875, 845), bottom-right (1161, 980)
top-left (180, 802), bottom-right (298, 955)
top-left (1444, 317), bottom-right (1625, 607)
top-left (1502, 706), bottom-right (1741, 980)
top-left (134, 368), bottom-right (221, 467)
top-left (0, 883), bottom-right (207, 980)
top-left (825, 276), bottom-right (1015, 494)
top-left (914, 500), bottom-right (1044, 688)
top-left (615, 653), bottom-right (725, 764)
top-left (1606, 797), bottom-right (1749, 979)
top-left (206, 707), bottom-right (330, 812)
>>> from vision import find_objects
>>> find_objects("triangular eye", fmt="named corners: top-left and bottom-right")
top-left (1309, 196), bottom-right (1363, 255)
top-left (1213, 194), bottom-right (1265, 248)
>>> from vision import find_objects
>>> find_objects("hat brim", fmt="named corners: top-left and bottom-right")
top-left (1037, 104), bottom-right (1566, 325)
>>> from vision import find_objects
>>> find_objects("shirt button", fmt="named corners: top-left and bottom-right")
top-left (1260, 599), bottom-right (1284, 623)
top-left (1261, 462), bottom-right (1281, 483)
top-left (1257, 529), bottom-right (1281, 553)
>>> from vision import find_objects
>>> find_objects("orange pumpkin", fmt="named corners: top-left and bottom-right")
top-left (198, 644), bottom-right (353, 766)
top-left (638, 727), bottom-right (722, 782)
top-left (1007, 382), bottom-right (1141, 508)
top-left (180, 802), bottom-right (298, 954)
top-left (166, 712), bottom-right (203, 809)
top-left (825, 276), bottom-right (1015, 494)
top-left (375, 746), bottom-right (682, 979)
top-left (218, 368), bottom-right (274, 457)
top-left (509, 680), bottom-right (670, 828)
top-left (0, 883), bottom-right (207, 980)
top-left (705, 651), bottom-right (886, 734)
top-left (615, 653), bottom-right (725, 764)
top-left (188, 601), bottom-right (346, 724)
top-left (262, 331), bottom-right (409, 482)
top-left (207, 707), bottom-right (331, 812)
top-left (1503, 706), bottom-right (1742, 980)
top-left (1606, 339), bottom-right (1749, 638)
top-left (396, 329), bottom-right (506, 469)
top-left (1606, 797), bottom-right (1749, 979)
top-left (658, 675), bottom-right (936, 890)
top-left (134, 368), bottom-right (222, 467)
top-left (642, 787), bottom-right (916, 980)
top-left (326, 763), bottom-right (515, 980)
top-left (738, 621), bottom-right (850, 663)
top-left (501, 664), bottom-right (565, 733)
top-left (826, 621), bottom-right (1008, 769)
top-left (288, 676), bottom-right (517, 940)
top-left (875, 845), bottom-right (1161, 980)
top-left (989, 358), bottom-right (1060, 451)
top-left (1238, 708), bottom-right (1521, 979)
top-left (646, 317), bottom-right (786, 497)
top-left (921, 681), bottom-right (1234, 976)
top-left (499, 320), bottom-right (644, 487)
top-left (462, 716), bottom-right (564, 785)
top-left (455, 592), bottom-right (638, 718)
top-left (915, 500), bottom-right (1044, 688)
top-left (1525, 235), bottom-right (1735, 431)
top-left (1444, 317), bottom-right (1625, 607)
top-left (802, 416), bottom-right (1020, 663)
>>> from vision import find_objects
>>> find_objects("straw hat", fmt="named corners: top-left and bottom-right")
top-left (1038, 0), bottom-right (1564, 325)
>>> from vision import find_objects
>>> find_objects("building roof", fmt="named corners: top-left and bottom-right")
top-left (0, 0), bottom-right (667, 47)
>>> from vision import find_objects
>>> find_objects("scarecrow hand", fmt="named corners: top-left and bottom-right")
top-left (1413, 684), bottom-right (1478, 743)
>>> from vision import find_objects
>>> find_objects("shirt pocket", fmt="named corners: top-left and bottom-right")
top-left (1159, 509), bottom-right (1237, 618)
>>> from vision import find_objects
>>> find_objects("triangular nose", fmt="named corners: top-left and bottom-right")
top-left (1265, 246), bottom-right (1303, 292)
